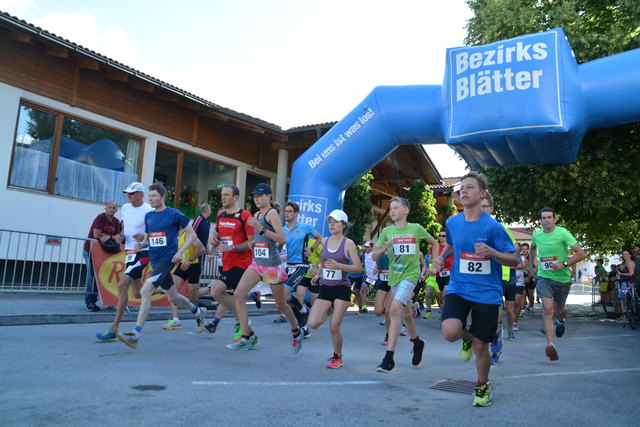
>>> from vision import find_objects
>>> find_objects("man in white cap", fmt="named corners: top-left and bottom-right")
top-left (95, 182), bottom-right (153, 342)
top-left (355, 240), bottom-right (377, 314)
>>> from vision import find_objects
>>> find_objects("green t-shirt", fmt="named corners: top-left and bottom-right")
top-left (375, 223), bottom-right (432, 286)
top-left (597, 265), bottom-right (607, 283)
top-left (531, 226), bottom-right (577, 283)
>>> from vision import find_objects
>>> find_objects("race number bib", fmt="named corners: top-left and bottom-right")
top-left (379, 269), bottom-right (389, 281)
top-left (516, 270), bottom-right (525, 285)
top-left (459, 252), bottom-right (490, 275)
top-left (221, 239), bottom-right (233, 247)
top-left (322, 263), bottom-right (341, 280)
top-left (125, 250), bottom-right (137, 263)
top-left (393, 238), bottom-right (416, 255)
top-left (540, 256), bottom-right (558, 271)
top-left (253, 242), bottom-right (269, 258)
top-left (365, 276), bottom-right (377, 286)
top-left (439, 269), bottom-right (450, 277)
top-left (149, 232), bottom-right (166, 247)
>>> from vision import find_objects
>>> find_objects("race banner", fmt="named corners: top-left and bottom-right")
top-left (91, 242), bottom-right (185, 307)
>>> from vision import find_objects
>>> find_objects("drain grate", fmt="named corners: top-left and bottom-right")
top-left (430, 379), bottom-right (476, 394)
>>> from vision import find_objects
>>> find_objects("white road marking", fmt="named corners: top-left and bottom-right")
top-left (193, 380), bottom-right (382, 386)
top-left (502, 367), bottom-right (640, 380)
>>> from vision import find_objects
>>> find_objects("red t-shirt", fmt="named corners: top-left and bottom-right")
top-left (84, 213), bottom-right (122, 252)
top-left (431, 247), bottom-right (454, 278)
top-left (215, 209), bottom-right (254, 270)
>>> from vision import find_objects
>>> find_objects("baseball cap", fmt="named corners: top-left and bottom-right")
top-left (250, 183), bottom-right (272, 196)
top-left (326, 209), bottom-right (348, 223)
top-left (364, 240), bottom-right (374, 247)
top-left (123, 182), bottom-right (144, 193)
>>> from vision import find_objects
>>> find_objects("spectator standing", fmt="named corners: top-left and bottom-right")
top-left (83, 201), bottom-right (122, 311)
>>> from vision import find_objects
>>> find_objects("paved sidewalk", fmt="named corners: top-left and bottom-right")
top-left (0, 288), bottom-right (601, 326)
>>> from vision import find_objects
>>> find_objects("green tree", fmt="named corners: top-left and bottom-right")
top-left (407, 180), bottom-right (441, 253)
top-left (465, 0), bottom-right (640, 255)
top-left (343, 172), bottom-right (374, 246)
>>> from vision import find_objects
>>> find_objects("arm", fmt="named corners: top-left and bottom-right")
top-left (528, 245), bottom-right (538, 277)
top-left (567, 243), bottom-right (587, 266)
top-left (304, 231), bottom-right (324, 256)
top-left (180, 238), bottom-right (205, 271)
top-left (249, 210), bottom-right (286, 245)
top-left (173, 225), bottom-right (197, 264)
top-left (371, 240), bottom-right (392, 262)
top-left (474, 243), bottom-right (520, 267)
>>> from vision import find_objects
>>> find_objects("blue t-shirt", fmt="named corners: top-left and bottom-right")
top-left (145, 207), bottom-right (190, 265)
top-left (283, 221), bottom-right (317, 264)
top-left (445, 211), bottom-right (515, 305)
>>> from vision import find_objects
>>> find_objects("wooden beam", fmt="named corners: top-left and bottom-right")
top-left (155, 89), bottom-right (179, 103)
top-left (9, 30), bottom-right (32, 43)
top-left (228, 117), bottom-right (266, 134)
top-left (371, 206), bottom-right (390, 237)
top-left (45, 44), bottom-right (68, 58)
top-left (70, 64), bottom-right (80, 106)
top-left (76, 57), bottom-right (101, 71)
top-left (104, 67), bottom-right (130, 83)
top-left (131, 78), bottom-right (155, 93)
top-left (200, 109), bottom-right (229, 121)
top-left (177, 98), bottom-right (201, 111)
top-left (271, 140), bottom-right (315, 150)
top-left (191, 113), bottom-right (199, 146)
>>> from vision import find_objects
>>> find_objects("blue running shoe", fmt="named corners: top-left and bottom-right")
top-left (490, 326), bottom-right (503, 364)
top-left (555, 320), bottom-right (565, 338)
top-left (96, 330), bottom-right (116, 342)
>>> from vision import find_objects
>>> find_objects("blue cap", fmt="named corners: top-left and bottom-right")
top-left (250, 183), bottom-right (272, 196)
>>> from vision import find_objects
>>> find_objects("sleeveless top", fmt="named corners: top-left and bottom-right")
top-left (618, 263), bottom-right (633, 283)
top-left (252, 208), bottom-right (282, 267)
top-left (319, 236), bottom-right (350, 287)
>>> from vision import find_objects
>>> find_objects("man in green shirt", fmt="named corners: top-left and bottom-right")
top-left (528, 207), bottom-right (586, 361)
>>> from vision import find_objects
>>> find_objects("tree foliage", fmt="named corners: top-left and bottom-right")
top-left (344, 172), bottom-right (374, 246)
top-left (407, 180), bottom-right (441, 253)
top-left (465, 0), bottom-right (640, 255)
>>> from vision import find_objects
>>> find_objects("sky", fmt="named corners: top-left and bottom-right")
top-left (0, 0), bottom-right (471, 177)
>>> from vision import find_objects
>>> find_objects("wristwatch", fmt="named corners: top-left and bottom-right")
top-left (259, 229), bottom-right (265, 235)
top-left (562, 261), bottom-right (569, 267)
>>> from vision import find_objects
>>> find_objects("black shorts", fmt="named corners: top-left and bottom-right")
top-left (412, 281), bottom-right (424, 295)
top-left (318, 285), bottom-right (351, 302)
top-left (525, 277), bottom-right (536, 290)
top-left (503, 282), bottom-right (525, 301)
top-left (435, 276), bottom-right (450, 292)
top-left (218, 266), bottom-right (245, 293)
top-left (285, 264), bottom-right (309, 291)
top-left (376, 281), bottom-right (390, 292)
top-left (299, 276), bottom-right (320, 294)
top-left (442, 292), bottom-right (500, 343)
top-left (148, 260), bottom-right (176, 291)
top-left (124, 250), bottom-right (149, 280)
top-left (173, 262), bottom-right (202, 284)
top-left (351, 276), bottom-right (364, 291)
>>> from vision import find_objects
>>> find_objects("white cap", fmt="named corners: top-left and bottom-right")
top-left (364, 240), bottom-right (374, 247)
top-left (326, 209), bottom-right (348, 223)
top-left (123, 182), bottom-right (145, 193)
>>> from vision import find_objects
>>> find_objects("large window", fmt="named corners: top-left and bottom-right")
top-left (154, 145), bottom-right (235, 219)
top-left (9, 103), bottom-right (143, 205)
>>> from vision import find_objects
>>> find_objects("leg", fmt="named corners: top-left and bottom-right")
top-left (386, 299), bottom-right (405, 352)
top-left (212, 280), bottom-right (237, 319)
top-left (110, 275), bottom-right (134, 332)
top-left (83, 250), bottom-right (98, 307)
top-left (134, 280), bottom-right (156, 329)
top-left (359, 284), bottom-right (369, 310)
top-left (472, 338), bottom-right (491, 383)
top-left (233, 269), bottom-right (261, 336)
top-left (374, 289), bottom-right (388, 316)
top-left (541, 297), bottom-right (555, 344)
top-left (307, 299), bottom-right (332, 329)
top-left (441, 318), bottom-right (471, 342)
top-left (402, 302), bottom-right (418, 340)
top-left (329, 300), bottom-right (350, 355)
top-left (270, 283), bottom-right (299, 331)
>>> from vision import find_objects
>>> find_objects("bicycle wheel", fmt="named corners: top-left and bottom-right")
top-left (626, 296), bottom-right (637, 330)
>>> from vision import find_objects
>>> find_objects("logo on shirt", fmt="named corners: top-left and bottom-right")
top-left (219, 221), bottom-right (237, 228)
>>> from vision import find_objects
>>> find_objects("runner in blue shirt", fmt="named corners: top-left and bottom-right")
top-left (434, 172), bottom-right (519, 407)
top-left (116, 182), bottom-right (206, 348)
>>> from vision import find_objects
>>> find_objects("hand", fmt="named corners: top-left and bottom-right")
top-left (216, 243), bottom-right (232, 253)
top-left (133, 233), bottom-right (145, 242)
top-left (171, 251), bottom-right (183, 264)
top-left (99, 235), bottom-right (110, 243)
top-left (434, 257), bottom-right (444, 270)
top-left (209, 236), bottom-right (219, 247)
top-left (304, 248), bottom-right (312, 257)
top-left (383, 240), bottom-right (393, 250)
top-left (135, 243), bottom-right (142, 252)
top-left (248, 240), bottom-right (255, 250)
top-left (324, 259), bottom-right (340, 270)
top-left (180, 260), bottom-right (190, 271)
top-left (473, 243), bottom-right (494, 258)
top-left (551, 262), bottom-right (564, 271)
top-left (311, 275), bottom-right (319, 286)
top-left (427, 266), bottom-right (438, 276)
top-left (247, 217), bottom-right (259, 230)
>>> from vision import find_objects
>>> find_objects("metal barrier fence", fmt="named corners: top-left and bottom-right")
top-left (0, 229), bottom-right (220, 293)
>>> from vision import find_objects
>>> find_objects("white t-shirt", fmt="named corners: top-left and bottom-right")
top-left (364, 251), bottom-right (377, 279)
top-left (121, 202), bottom-right (153, 250)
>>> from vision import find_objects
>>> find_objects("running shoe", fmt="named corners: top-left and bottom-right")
top-left (116, 331), bottom-right (138, 349)
top-left (376, 356), bottom-right (395, 373)
top-left (379, 320), bottom-right (386, 326)
top-left (507, 330), bottom-right (515, 341)
top-left (291, 328), bottom-right (305, 354)
top-left (473, 384), bottom-right (492, 407)
top-left (512, 322), bottom-right (519, 331)
top-left (204, 319), bottom-right (219, 335)
top-left (233, 322), bottom-right (242, 340)
top-left (250, 335), bottom-right (259, 347)
top-left (423, 311), bottom-right (432, 319)
top-left (491, 351), bottom-right (502, 365)
top-left (299, 311), bottom-right (309, 328)
top-left (95, 330), bottom-right (117, 342)
top-left (302, 326), bottom-right (310, 339)
top-left (519, 309), bottom-right (525, 318)
top-left (250, 291), bottom-right (262, 309)
top-left (528, 308), bottom-right (534, 319)
top-left (195, 307), bottom-right (207, 333)
top-left (545, 344), bottom-right (559, 361)
top-left (226, 337), bottom-right (252, 350)
top-left (555, 320), bottom-right (565, 338)
top-left (411, 339), bottom-right (425, 367)
top-left (162, 319), bottom-right (182, 330)
top-left (274, 315), bottom-right (287, 323)
top-left (400, 325), bottom-right (408, 336)
top-left (326, 356), bottom-right (343, 369)
top-left (360, 305), bottom-right (368, 313)
top-left (460, 338), bottom-right (473, 362)
top-left (382, 336), bottom-right (389, 346)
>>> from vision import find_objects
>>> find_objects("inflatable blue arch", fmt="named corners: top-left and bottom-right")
top-left (288, 28), bottom-right (640, 235)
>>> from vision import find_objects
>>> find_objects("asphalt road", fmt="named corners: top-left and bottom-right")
top-left (2, 310), bottom-right (639, 426)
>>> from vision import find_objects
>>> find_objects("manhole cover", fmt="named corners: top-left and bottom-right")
top-left (429, 379), bottom-right (476, 394)
top-left (131, 385), bottom-right (166, 391)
